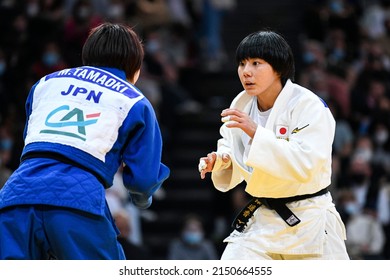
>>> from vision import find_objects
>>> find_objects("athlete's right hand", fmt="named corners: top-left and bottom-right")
top-left (199, 152), bottom-right (230, 179)
top-left (199, 152), bottom-right (216, 179)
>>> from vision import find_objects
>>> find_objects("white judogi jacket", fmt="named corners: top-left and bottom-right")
top-left (212, 80), bottom-right (346, 255)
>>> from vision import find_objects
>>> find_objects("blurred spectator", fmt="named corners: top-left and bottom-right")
top-left (324, 28), bottom-right (349, 66)
top-left (329, 99), bottom-right (354, 159)
top-left (30, 41), bottom-right (68, 80)
top-left (327, 0), bottom-right (361, 51)
top-left (131, 0), bottom-right (171, 33)
top-left (336, 188), bottom-right (358, 224)
top-left (372, 95), bottom-right (390, 129)
top-left (346, 205), bottom-right (386, 260)
top-left (136, 68), bottom-right (163, 117)
top-left (106, 188), bottom-right (150, 259)
top-left (63, 0), bottom-right (110, 17)
top-left (63, 0), bottom-right (103, 66)
top-left (106, 166), bottom-right (144, 246)
top-left (0, 99), bottom-right (18, 173)
top-left (301, 67), bottom-right (329, 101)
top-left (0, 1), bottom-right (27, 56)
top-left (302, 1), bottom-right (329, 42)
top-left (0, 48), bottom-right (12, 121)
top-left (377, 17), bottom-right (390, 57)
top-left (379, 179), bottom-right (390, 259)
top-left (140, 27), bottom-right (202, 146)
top-left (105, 0), bottom-right (126, 23)
top-left (328, 98), bottom-right (354, 190)
top-left (300, 39), bottom-right (327, 69)
top-left (360, 0), bottom-right (390, 40)
top-left (198, 0), bottom-right (235, 72)
top-left (326, 65), bottom-right (350, 116)
top-left (0, 127), bottom-right (13, 188)
top-left (25, 0), bottom-right (66, 54)
top-left (349, 40), bottom-right (390, 127)
top-left (370, 120), bottom-right (390, 173)
top-left (337, 174), bottom-right (387, 260)
top-left (167, 213), bottom-right (218, 260)
top-left (342, 141), bottom-right (390, 226)
top-left (166, 0), bottom-right (193, 27)
top-left (112, 208), bottom-right (150, 260)
top-left (344, 147), bottom-right (372, 209)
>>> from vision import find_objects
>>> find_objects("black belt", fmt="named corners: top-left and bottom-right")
top-left (232, 188), bottom-right (329, 232)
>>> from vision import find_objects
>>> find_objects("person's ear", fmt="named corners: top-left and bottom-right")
top-left (129, 69), bottom-right (141, 84)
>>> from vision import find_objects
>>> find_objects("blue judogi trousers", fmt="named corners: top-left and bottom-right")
top-left (0, 204), bottom-right (125, 260)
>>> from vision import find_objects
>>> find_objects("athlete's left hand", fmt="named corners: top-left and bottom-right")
top-left (221, 108), bottom-right (257, 138)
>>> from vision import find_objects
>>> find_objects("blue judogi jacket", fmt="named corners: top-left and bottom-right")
top-left (0, 66), bottom-right (170, 216)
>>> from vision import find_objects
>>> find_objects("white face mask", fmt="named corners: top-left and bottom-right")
top-left (26, 3), bottom-right (39, 17)
top-left (375, 130), bottom-right (389, 145)
top-left (108, 4), bottom-right (124, 19)
top-left (355, 148), bottom-right (373, 162)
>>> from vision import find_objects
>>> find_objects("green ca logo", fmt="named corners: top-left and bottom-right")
top-left (40, 105), bottom-right (101, 141)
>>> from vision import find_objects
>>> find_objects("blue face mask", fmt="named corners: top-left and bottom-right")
top-left (183, 231), bottom-right (203, 245)
top-left (42, 52), bottom-right (60, 67)
top-left (145, 39), bottom-right (160, 54)
top-left (303, 52), bottom-right (316, 64)
top-left (0, 61), bottom-right (6, 76)
top-left (345, 202), bottom-right (360, 216)
top-left (0, 139), bottom-right (13, 151)
top-left (330, 1), bottom-right (343, 14)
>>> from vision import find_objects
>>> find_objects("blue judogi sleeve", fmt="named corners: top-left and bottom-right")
top-left (120, 97), bottom-right (170, 209)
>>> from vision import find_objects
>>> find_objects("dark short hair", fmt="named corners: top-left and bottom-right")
top-left (235, 30), bottom-right (295, 84)
top-left (82, 22), bottom-right (144, 80)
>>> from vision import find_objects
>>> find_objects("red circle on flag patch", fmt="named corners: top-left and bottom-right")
top-left (279, 127), bottom-right (287, 135)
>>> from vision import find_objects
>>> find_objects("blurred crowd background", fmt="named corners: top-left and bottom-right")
top-left (0, 0), bottom-right (390, 260)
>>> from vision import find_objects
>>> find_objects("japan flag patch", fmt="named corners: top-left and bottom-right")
top-left (276, 125), bottom-right (289, 139)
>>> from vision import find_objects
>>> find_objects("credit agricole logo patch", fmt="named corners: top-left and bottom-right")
top-left (40, 105), bottom-right (101, 141)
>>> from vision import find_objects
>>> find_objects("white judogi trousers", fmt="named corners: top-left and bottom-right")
top-left (221, 193), bottom-right (350, 260)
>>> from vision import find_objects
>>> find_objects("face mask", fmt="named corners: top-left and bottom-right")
top-left (146, 40), bottom-right (160, 54)
top-left (0, 61), bottom-right (6, 76)
top-left (108, 4), bottom-right (124, 19)
top-left (375, 130), bottom-right (388, 145)
top-left (355, 148), bottom-right (373, 162)
top-left (303, 51), bottom-right (316, 64)
top-left (183, 231), bottom-right (203, 245)
top-left (42, 52), bottom-right (59, 67)
top-left (331, 48), bottom-right (345, 61)
top-left (0, 139), bottom-right (13, 151)
top-left (345, 202), bottom-right (360, 216)
top-left (330, 0), bottom-right (343, 14)
top-left (26, 3), bottom-right (39, 17)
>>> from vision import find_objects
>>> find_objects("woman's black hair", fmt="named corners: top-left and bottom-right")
top-left (235, 30), bottom-right (295, 84)
top-left (82, 22), bottom-right (144, 80)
